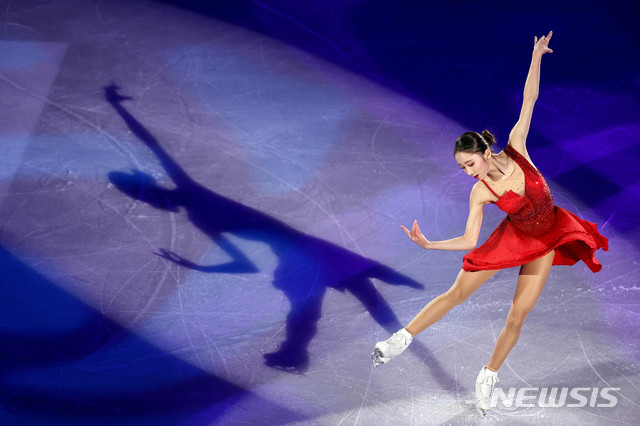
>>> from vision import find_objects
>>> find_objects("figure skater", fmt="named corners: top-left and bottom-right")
top-left (371, 31), bottom-right (608, 415)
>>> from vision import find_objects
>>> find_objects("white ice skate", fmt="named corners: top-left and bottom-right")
top-left (371, 328), bottom-right (413, 367)
top-left (475, 366), bottom-right (499, 416)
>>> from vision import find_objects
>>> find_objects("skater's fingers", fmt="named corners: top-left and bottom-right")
top-left (414, 222), bottom-right (421, 235)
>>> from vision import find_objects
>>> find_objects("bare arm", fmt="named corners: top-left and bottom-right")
top-left (401, 184), bottom-right (488, 251)
top-left (508, 31), bottom-right (553, 157)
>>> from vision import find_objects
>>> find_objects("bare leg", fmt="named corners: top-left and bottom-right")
top-left (486, 250), bottom-right (555, 371)
top-left (373, 267), bottom-right (500, 367)
top-left (405, 268), bottom-right (499, 337)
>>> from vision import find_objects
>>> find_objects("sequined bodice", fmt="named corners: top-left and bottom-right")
top-left (482, 144), bottom-right (556, 235)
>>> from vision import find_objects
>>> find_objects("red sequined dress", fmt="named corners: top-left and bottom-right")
top-left (462, 144), bottom-right (608, 272)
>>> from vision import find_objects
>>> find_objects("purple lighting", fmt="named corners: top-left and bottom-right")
top-left (0, 0), bottom-right (638, 424)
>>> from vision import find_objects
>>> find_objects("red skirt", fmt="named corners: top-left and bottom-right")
top-left (462, 206), bottom-right (609, 272)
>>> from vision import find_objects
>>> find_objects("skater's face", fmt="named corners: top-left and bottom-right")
top-left (455, 149), bottom-right (491, 180)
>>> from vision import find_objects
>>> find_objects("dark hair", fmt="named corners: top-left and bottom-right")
top-left (454, 130), bottom-right (496, 155)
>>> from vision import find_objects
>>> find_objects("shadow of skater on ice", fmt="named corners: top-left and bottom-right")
top-left (104, 84), bottom-right (458, 388)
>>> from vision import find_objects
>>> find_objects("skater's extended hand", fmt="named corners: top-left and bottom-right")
top-left (401, 220), bottom-right (432, 249)
top-left (533, 30), bottom-right (553, 55)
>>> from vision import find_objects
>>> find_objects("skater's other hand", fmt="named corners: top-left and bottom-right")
top-left (401, 220), bottom-right (432, 249)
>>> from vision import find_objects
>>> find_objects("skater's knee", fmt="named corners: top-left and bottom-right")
top-left (444, 270), bottom-right (492, 306)
top-left (443, 287), bottom-right (470, 306)
top-left (505, 306), bottom-right (530, 332)
top-left (505, 315), bottom-right (524, 333)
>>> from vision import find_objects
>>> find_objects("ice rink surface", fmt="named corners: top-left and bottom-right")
top-left (0, 0), bottom-right (638, 424)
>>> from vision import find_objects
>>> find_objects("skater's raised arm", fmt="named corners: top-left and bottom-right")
top-left (508, 31), bottom-right (553, 158)
top-left (401, 184), bottom-right (487, 251)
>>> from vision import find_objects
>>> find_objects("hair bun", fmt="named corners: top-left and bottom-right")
top-left (481, 130), bottom-right (496, 147)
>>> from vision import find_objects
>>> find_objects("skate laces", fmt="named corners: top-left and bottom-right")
top-left (389, 330), bottom-right (411, 349)
top-left (480, 374), bottom-right (498, 386)
top-left (478, 371), bottom-right (499, 396)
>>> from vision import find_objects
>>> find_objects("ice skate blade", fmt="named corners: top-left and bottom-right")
top-left (371, 348), bottom-right (387, 368)
top-left (476, 406), bottom-right (488, 418)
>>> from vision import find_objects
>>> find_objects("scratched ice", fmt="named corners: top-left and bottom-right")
top-left (0, 0), bottom-right (638, 425)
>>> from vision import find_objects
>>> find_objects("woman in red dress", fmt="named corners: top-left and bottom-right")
top-left (372, 31), bottom-right (608, 415)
